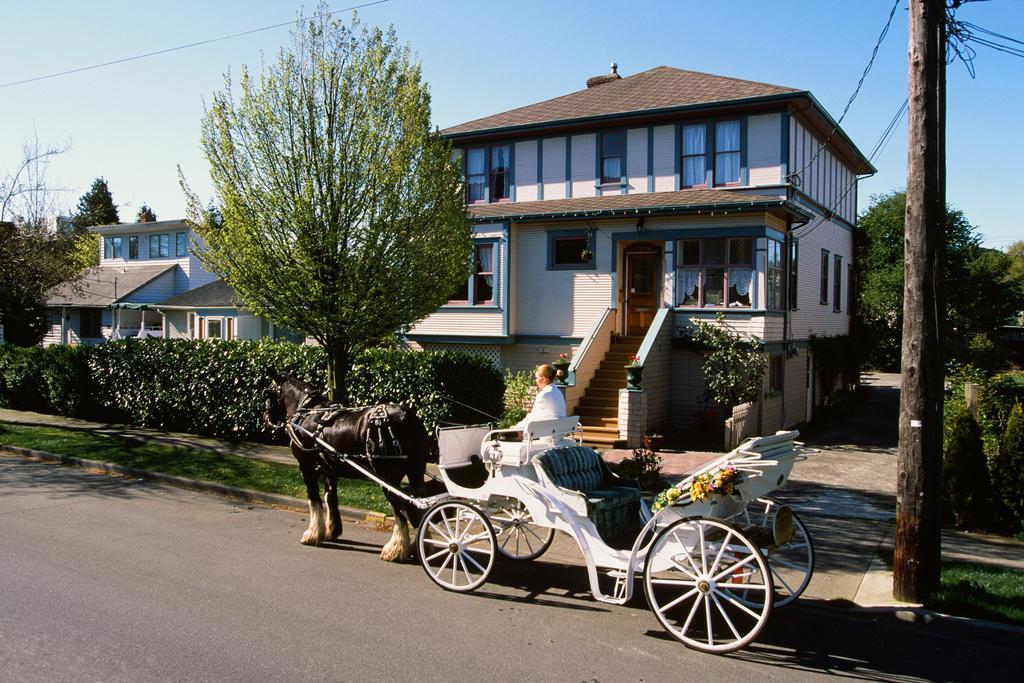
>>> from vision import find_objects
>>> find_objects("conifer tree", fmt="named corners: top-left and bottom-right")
top-left (136, 204), bottom-right (157, 223)
top-left (72, 177), bottom-right (119, 231)
top-left (941, 406), bottom-right (990, 529)
top-left (995, 403), bottom-right (1024, 530)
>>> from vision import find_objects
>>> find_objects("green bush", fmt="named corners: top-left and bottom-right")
top-left (500, 369), bottom-right (535, 427)
top-left (609, 448), bottom-right (665, 492)
top-left (2, 339), bottom-right (503, 443)
top-left (0, 344), bottom-right (93, 416)
top-left (942, 407), bottom-right (993, 530)
top-left (993, 403), bottom-right (1024, 532)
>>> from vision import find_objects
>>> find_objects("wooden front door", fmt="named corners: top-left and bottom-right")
top-left (625, 249), bottom-right (661, 336)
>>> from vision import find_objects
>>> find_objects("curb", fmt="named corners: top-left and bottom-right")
top-left (847, 604), bottom-right (1024, 636)
top-left (0, 444), bottom-right (391, 528)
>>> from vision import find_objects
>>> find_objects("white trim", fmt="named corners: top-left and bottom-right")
top-left (205, 316), bottom-right (226, 340)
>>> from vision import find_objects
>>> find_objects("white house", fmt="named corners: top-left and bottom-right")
top-left (156, 278), bottom-right (304, 343)
top-left (407, 65), bottom-right (874, 446)
top-left (44, 218), bottom-right (217, 344)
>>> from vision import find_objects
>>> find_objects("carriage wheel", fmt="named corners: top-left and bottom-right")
top-left (643, 517), bottom-right (772, 654)
top-left (741, 498), bottom-right (815, 608)
top-left (489, 500), bottom-right (555, 561)
top-left (417, 501), bottom-right (496, 593)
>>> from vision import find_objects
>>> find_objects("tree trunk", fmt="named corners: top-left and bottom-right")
top-left (895, 0), bottom-right (943, 602)
top-left (326, 341), bottom-right (350, 405)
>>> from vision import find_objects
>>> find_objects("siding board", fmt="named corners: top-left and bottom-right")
top-left (542, 137), bottom-right (567, 200)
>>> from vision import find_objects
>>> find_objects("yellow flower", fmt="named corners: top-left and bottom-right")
top-left (666, 488), bottom-right (681, 502)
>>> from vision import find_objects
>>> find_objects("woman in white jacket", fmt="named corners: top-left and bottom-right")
top-left (513, 363), bottom-right (566, 429)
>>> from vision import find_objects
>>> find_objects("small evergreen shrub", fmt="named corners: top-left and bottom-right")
top-left (993, 403), bottom-right (1024, 532)
top-left (942, 406), bottom-right (992, 530)
top-left (500, 369), bottom-right (535, 427)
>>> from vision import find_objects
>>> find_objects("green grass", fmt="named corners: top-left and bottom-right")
top-left (0, 422), bottom-right (389, 514)
top-left (925, 562), bottom-right (1024, 626)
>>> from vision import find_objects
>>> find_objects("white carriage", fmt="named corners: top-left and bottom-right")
top-left (418, 417), bottom-right (817, 654)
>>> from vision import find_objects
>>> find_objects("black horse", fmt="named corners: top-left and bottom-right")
top-left (263, 373), bottom-right (434, 562)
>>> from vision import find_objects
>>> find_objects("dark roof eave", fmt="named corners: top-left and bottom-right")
top-left (471, 199), bottom-right (812, 224)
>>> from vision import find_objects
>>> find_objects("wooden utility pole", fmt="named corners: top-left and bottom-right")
top-left (895, 0), bottom-right (945, 601)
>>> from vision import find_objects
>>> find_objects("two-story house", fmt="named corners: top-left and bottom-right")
top-left (45, 218), bottom-right (218, 344)
top-left (407, 65), bottom-right (874, 446)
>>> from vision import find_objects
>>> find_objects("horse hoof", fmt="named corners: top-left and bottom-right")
top-left (325, 525), bottom-right (343, 541)
top-left (301, 530), bottom-right (322, 546)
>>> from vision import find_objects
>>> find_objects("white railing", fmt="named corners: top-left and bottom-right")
top-left (564, 307), bottom-right (616, 413)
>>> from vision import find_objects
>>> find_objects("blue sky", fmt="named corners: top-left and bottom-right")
top-left (1, 0), bottom-right (1021, 248)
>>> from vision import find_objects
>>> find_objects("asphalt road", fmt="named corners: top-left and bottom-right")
top-left (1, 456), bottom-right (1019, 682)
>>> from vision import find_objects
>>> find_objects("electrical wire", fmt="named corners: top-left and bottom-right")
top-left (785, 0), bottom-right (900, 187)
top-left (0, 1), bottom-right (391, 89)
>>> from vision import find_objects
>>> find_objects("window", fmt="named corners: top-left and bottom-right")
top-left (206, 317), bottom-right (223, 340)
top-left (489, 145), bottom-right (510, 201)
top-left (149, 233), bottom-right (169, 258)
top-left (847, 263), bottom-right (855, 314)
top-left (820, 249), bottom-right (830, 305)
top-left (465, 144), bottom-right (511, 203)
top-left (788, 240), bottom-right (799, 310)
top-left (473, 244), bottom-right (494, 304)
top-left (466, 148), bottom-right (486, 203)
top-left (103, 236), bottom-right (122, 259)
top-left (767, 240), bottom-right (783, 310)
top-left (549, 232), bottom-right (594, 270)
top-left (80, 309), bottom-right (102, 338)
top-left (833, 254), bottom-right (842, 313)
top-left (449, 242), bottom-right (499, 305)
top-left (682, 123), bottom-right (707, 187)
top-left (175, 232), bottom-right (188, 257)
top-left (600, 131), bottom-right (625, 184)
top-left (714, 120), bottom-right (741, 185)
top-left (128, 236), bottom-right (138, 259)
top-left (769, 355), bottom-right (784, 394)
top-left (675, 237), bottom-right (753, 308)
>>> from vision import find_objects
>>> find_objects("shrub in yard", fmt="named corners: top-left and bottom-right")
top-left (500, 369), bottom-right (535, 427)
top-left (609, 448), bottom-right (665, 492)
top-left (0, 344), bottom-right (93, 416)
top-left (942, 406), bottom-right (992, 530)
top-left (993, 403), bottom-right (1024, 532)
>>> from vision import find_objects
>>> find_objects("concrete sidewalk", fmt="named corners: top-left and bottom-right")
top-left (3, 378), bottom-right (1024, 614)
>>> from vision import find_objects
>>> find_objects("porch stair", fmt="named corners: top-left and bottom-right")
top-left (576, 335), bottom-right (644, 449)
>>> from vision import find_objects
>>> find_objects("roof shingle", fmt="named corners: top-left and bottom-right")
top-left (157, 279), bottom-right (240, 308)
top-left (442, 66), bottom-right (799, 136)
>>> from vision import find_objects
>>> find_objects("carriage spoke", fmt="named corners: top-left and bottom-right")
top-left (657, 586), bottom-right (700, 614)
top-left (711, 593), bottom-right (742, 641)
top-left (771, 567), bottom-right (796, 594)
top-left (714, 587), bottom-right (765, 620)
top-left (428, 521), bottom-right (451, 542)
top-left (462, 549), bottom-right (486, 575)
top-left (680, 592), bottom-right (704, 636)
top-left (673, 531), bottom-right (701, 576)
top-left (650, 578), bottom-right (698, 586)
top-left (668, 557), bottom-right (699, 580)
top-left (462, 531), bottom-right (492, 545)
top-left (711, 553), bottom-right (758, 582)
top-left (436, 550), bottom-right (452, 576)
top-left (704, 590), bottom-right (714, 646)
top-left (708, 531), bottom-right (733, 577)
top-left (425, 547), bottom-right (449, 563)
top-left (698, 524), bottom-right (708, 574)
top-left (769, 557), bottom-right (807, 571)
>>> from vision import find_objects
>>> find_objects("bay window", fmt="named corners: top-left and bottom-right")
top-left (676, 237), bottom-right (754, 308)
top-left (767, 240), bottom-right (783, 310)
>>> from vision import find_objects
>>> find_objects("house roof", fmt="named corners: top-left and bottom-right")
top-left (156, 279), bottom-right (240, 309)
top-left (46, 264), bottom-right (176, 307)
top-left (442, 66), bottom-right (799, 137)
top-left (90, 218), bottom-right (190, 235)
top-left (467, 189), bottom-right (813, 223)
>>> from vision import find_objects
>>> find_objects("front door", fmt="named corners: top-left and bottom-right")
top-left (625, 248), bottom-right (661, 336)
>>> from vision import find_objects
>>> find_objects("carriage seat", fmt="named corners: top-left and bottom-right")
top-left (532, 446), bottom-right (641, 543)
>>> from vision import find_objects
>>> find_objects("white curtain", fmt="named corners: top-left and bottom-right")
top-left (715, 121), bottom-right (741, 184)
top-left (678, 269), bottom-right (700, 305)
top-left (602, 157), bottom-right (621, 182)
top-left (478, 246), bottom-right (493, 288)
top-left (729, 268), bottom-right (753, 307)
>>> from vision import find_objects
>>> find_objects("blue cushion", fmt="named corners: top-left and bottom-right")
top-left (534, 446), bottom-right (604, 493)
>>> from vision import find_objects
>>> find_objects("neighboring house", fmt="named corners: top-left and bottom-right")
top-left (407, 65), bottom-right (874, 446)
top-left (44, 219), bottom-right (217, 345)
top-left (156, 278), bottom-right (304, 343)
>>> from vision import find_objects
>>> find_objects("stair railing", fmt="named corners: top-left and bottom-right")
top-left (564, 307), bottom-right (615, 413)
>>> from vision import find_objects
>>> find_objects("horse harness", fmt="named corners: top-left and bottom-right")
top-left (285, 392), bottom-right (407, 465)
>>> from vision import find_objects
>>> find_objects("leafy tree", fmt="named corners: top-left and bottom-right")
top-left (685, 315), bottom-right (767, 412)
top-left (1008, 240), bottom-right (1024, 324)
top-left (855, 191), bottom-right (1024, 370)
top-left (1, 136), bottom-right (87, 345)
top-left (182, 8), bottom-right (471, 401)
top-left (136, 204), bottom-right (157, 223)
top-left (72, 177), bottom-right (119, 231)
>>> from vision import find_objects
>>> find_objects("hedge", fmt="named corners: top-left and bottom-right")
top-left (0, 339), bottom-right (503, 443)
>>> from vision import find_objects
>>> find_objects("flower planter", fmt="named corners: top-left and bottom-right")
top-left (643, 434), bottom-right (664, 452)
top-left (625, 365), bottom-right (643, 391)
top-left (552, 359), bottom-right (571, 386)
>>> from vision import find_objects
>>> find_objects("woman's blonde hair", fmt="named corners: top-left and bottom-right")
top-left (534, 364), bottom-right (556, 382)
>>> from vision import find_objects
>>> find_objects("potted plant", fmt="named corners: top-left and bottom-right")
top-left (643, 433), bottom-right (664, 452)
top-left (625, 354), bottom-right (642, 390)
top-left (552, 352), bottom-right (571, 385)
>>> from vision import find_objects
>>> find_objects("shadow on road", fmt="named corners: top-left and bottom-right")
top-left (0, 455), bottom-right (144, 502)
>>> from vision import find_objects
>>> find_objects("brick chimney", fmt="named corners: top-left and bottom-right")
top-left (587, 62), bottom-right (621, 88)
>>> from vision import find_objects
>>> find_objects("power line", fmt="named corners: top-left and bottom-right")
top-left (0, 1), bottom-right (391, 90)
top-left (786, 0), bottom-right (900, 187)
